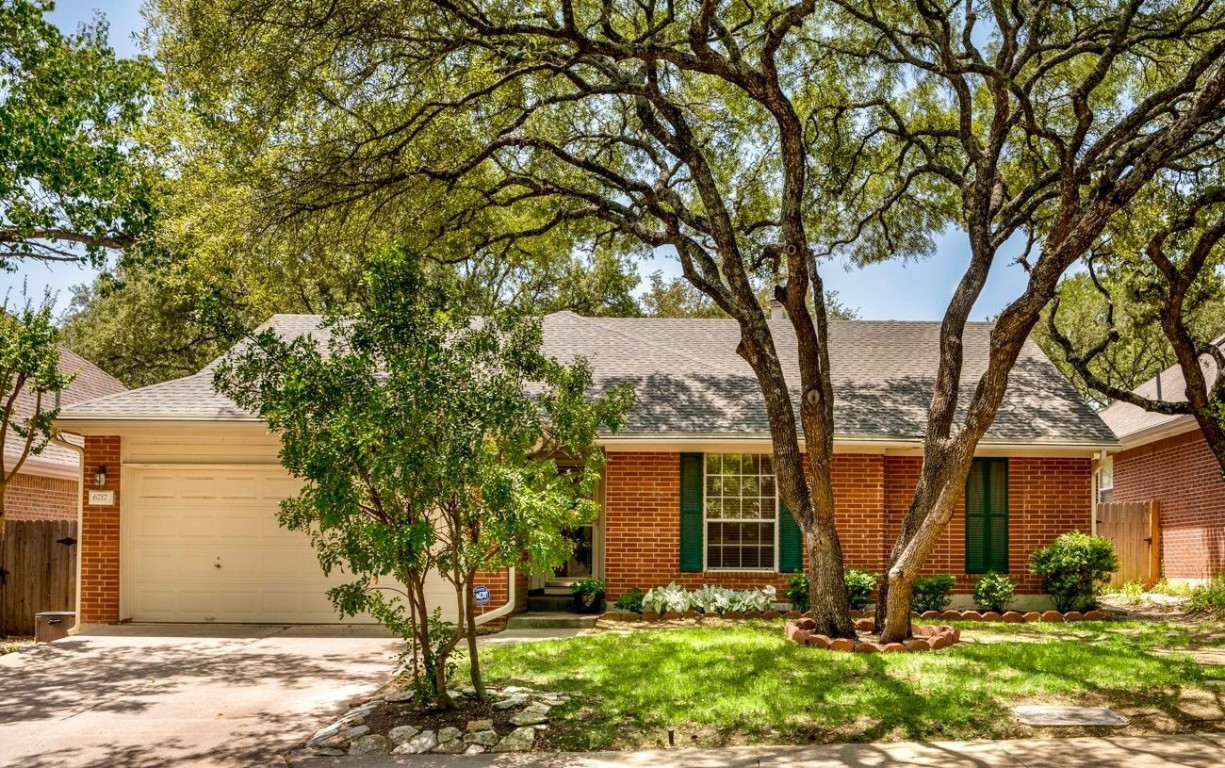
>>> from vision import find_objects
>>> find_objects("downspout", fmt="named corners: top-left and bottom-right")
top-left (474, 566), bottom-right (517, 626)
top-left (51, 431), bottom-right (85, 636)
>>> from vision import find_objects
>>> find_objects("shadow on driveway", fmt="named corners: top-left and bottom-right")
top-left (1, 624), bottom-right (401, 768)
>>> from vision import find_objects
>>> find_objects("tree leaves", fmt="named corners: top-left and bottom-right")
top-left (0, 0), bottom-right (156, 268)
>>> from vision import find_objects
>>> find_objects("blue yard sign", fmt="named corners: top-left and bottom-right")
top-left (473, 585), bottom-right (491, 607)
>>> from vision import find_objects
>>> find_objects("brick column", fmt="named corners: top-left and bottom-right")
top-left (80, 436), bottom-right (121, 623)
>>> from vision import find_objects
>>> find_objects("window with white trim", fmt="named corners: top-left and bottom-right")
top-left (705, 453), bottom-right (776, 569)
top-left (1097, 455), bottom-right (1114, 504)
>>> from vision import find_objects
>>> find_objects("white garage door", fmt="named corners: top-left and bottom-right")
top-left (123, 466), bottom-right (454, 623)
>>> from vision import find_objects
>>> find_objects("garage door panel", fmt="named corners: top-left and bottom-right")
top-left (124, 466), bottom-right (450, 623)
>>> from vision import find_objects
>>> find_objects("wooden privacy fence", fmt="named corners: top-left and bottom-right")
top-left (1096, 501), bottom-right (1160, 587)
top-left (0, 520), bottom-right (77, 636)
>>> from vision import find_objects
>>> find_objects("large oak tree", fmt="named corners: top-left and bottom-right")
top-left (152, 0), bottom-right (1225, 641)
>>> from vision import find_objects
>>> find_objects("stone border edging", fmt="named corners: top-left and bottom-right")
top-left (785, 618), bottom-right (959, 653)
top-left (913, 608), bottom-right (1111, 622)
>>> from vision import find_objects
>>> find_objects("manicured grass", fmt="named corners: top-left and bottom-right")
top-left (475, 620), bottom-right (1225, 750)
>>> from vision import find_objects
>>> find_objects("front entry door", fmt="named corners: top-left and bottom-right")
top-left (553, 525), bottom-right (595, 579)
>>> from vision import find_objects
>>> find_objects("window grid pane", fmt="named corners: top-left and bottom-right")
top-left (705, 453), bottom-right (776, 570)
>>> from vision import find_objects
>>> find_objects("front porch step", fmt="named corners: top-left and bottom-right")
top-left (506, 612), bottom-right (599, 630)
top-left (541, 585), bottom-right (574, 597)
top-left (527, 595), bottom-right (575, 612)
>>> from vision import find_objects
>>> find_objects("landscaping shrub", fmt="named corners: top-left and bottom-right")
top-left (1028, 532), bottom-right (1119, 612)
top-left (642, 582), bottom-right (691, 614)
top-left (1188, 576), bottom-right (1225, 620)
top-left (785, 570), bottom-right (878, 612)
top-left (571, 578), bottom-right (606, 613)
top-left (912, 575), bottom-right (957, 613)
top-left (785, 574), bottom-right (810, 612)
top-left (613, 587), bottom-right (645, 614)
top-left (637, 583), bottom-right (777, 614)
top-left (845, 569), bottom-right (879, 610)
top-left (972, 572), bottom-right (1015, 612)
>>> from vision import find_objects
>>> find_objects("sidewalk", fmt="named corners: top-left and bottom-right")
top-left (291, 733), bottom-right (1225, 767)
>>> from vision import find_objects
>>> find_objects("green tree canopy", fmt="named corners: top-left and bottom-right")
top-left (1, 295), bottom-right (73, 532)
top-left (214, 249), bottom-right (633, 706)
top-left (0, 0), bottom-right (156, 268)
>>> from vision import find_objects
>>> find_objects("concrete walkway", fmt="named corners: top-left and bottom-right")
top-left (0, 624), bottom-right (401, 768)
top-left (292, 734), bottom-right (1225, 767)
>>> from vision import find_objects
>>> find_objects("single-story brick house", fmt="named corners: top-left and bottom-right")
top-left (1100, 343), bottom-right (1225, 582)
top-left (5, 346), bottom-right (125, 522)
top-left (55, 312), bottom-right (1116, 626)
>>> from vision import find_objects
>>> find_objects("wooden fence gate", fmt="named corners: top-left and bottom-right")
top-left (1096, 501), bottom-right (1160, 587)
top-left (0, 520), bottom-right (78, 636)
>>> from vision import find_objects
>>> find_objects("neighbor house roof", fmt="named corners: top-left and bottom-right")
top-left (57, 312), bottom-right (1116, 447)
top-left (6, 344), bottom-right (127, 478)
top-left (1100, 338), bottom-right (1223, 446)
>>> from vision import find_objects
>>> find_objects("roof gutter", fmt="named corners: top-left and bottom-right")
top-left (1112, 414), bottom-right (1201, 452)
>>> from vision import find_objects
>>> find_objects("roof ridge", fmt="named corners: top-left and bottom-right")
top-left (569, 314), bottom-right (755, 379)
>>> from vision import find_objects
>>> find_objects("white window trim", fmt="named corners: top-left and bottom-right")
top-left (702, 453), bottom-right (780, 573)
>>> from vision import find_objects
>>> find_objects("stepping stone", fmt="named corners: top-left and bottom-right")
top-left (393, 730), bottom-right (438, 754)
top-left (510, 709), bottom-right (549, 726)
top-left (492, 726), bottom-right (536, 752)
top-left (464, 729), bottom-right (500, 747)
top-left (1012, 705), bottom-right (1128, 726)
top-left (389, 725), bottom-right (420, 744)
top-left (494, 694), bottom-right (529, 709)
top-left (348, 734), bottom-right (392, 755)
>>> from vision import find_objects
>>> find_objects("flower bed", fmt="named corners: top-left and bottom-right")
top-left (785, 618), bottom-right (959, 653)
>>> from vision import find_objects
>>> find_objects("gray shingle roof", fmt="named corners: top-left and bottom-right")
top-left (1100, 339), bottom-right (1223, 441)
top-left (7, 344), bottom-right (127, 471)
top-left (58, 312), bottom-right (1115, 446)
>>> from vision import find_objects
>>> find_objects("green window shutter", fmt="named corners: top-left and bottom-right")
top-left (778, 501), bottom-right (802, 573)
top-left (986, 459), bottom-right (1009, 573)
top-left (679, 453), bottom-right (704, 572)
top-left (965, 458), bottom-right (1009, 574)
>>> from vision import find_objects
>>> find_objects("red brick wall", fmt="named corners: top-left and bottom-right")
top-left (1113, 429), bottom-right (1225, 579)
top-left (882, 456), bottom-right (1092, 593)
top-left (80, 436), bottom-right (121, 623)
top-left (603, 451), bottom-right (1091, 598)
top-left (5, 472), bottom-right (77, 521)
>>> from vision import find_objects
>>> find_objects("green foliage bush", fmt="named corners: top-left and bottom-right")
top-left (570, 578), bottom-right (605, 596)
top-left (785, 569), bottom-right (879, 612)
top-left (785, 574), bottom-right (809, 612)
top-left (845, 569), bottom-right (880, 610)
top-left (1188, 577), bottom-right (1225, 619)
top-left (912, 575), bottom-right (957, 613)
top-left (613, 588), bottom-right (645, 613)
top-left (972, 572), bottom-right (1015, 612)
top-left (1028, 532), bottom-right (1120, 612)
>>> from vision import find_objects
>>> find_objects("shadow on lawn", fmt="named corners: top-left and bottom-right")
top-left (481, 621), bottom-right (1225, 748)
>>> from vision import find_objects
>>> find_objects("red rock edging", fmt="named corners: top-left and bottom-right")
top-left (911, 609), bottom-right (1111, 623)
top-left (785, 618), bottom-right (959, 653)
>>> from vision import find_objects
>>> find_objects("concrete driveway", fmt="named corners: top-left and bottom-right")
top-left (0, 624), bottom-right (401, 768)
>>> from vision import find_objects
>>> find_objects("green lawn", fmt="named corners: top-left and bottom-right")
top-left (474, 620), bottom-right (1225, 750)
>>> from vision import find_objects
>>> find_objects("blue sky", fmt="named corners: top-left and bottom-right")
top-left (8, 0), bottom-right (1031, 322)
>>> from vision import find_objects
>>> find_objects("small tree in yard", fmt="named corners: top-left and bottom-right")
top-left (214, 250), bottom-right (632, 707)
top-left (1, 298), bottom-right (73, 535)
